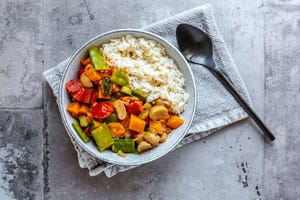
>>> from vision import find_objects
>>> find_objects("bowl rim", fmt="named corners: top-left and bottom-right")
top-left (58, 29), bottom-right (197, 165)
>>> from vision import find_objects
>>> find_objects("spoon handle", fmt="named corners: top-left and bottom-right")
top-left (210, 68), bottom-right (275, 141)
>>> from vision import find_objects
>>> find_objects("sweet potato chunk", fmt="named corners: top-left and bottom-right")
top-left (67, 102), bottom-right (89, 118)
top-left (166, 115), bottom-right (184, 129)
top-left (84, 64), bottom-right (101, 82)
top-left (129, 114), bottom-right (146, 133)
top-left (67, 102), bottom-right (81, 118)
top-left (149, 120), bottom-right (163, 134)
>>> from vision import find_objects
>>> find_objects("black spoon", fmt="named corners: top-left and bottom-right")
top-left (176, 23), bottom-right (275, 142)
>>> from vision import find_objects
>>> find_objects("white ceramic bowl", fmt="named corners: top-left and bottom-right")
top-left (59, 29), bottom-right (196, 165)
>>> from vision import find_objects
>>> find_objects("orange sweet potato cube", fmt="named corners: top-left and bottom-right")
top-left (78, 104), bottom-right (89, 116)
top-left (149, 120), bottom-right (163, 134)
top-left (84, 64), bottom-right (101, 82)
top-left (166, 115), bottom-right (184, 129)
top-left (129, 114), bottom-right (146, 133)
top-left (66, 102), bottom-right (81, 118)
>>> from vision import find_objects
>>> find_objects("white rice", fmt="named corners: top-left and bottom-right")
top-left (102, 35), bottom-right (189, 114)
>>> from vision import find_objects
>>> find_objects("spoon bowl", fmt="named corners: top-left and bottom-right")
top-left (176, 23), bottom-right (275, 142)
top-left (176, 24), bottom-right (215, 68)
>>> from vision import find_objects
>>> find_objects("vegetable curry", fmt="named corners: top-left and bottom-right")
top-left (66, 46), bottom-right (184, 157)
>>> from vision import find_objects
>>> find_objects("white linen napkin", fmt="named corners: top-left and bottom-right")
top-left (43, 4), bottom-right (251, 177)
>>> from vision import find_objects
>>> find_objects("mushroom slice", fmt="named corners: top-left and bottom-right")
top-left (113, 100), bottom-right (127, 120)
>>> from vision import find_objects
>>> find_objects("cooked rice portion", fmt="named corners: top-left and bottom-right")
top-left (102, 35), bottom-right (189, 114)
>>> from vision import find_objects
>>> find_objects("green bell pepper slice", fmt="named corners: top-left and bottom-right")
top-left (110, 70), bottom-right (129, 86)
top-left (132, 89), bottom-right (147, 102)
top-left (72, 120), bottom-right (90, 143)
top-left (120, 86), bottom-right (132, 95)
top-left (138, 108), bottom-right (150, 119)
top-left (89, 119), bottom-right (102, 130)
top-left (91, 123), bottom-right (114, 152)
top-left (88, 47), bottom-right (108, 71)
top-left (111, 139), bottom-right (138, 153)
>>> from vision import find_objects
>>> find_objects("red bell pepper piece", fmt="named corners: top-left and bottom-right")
top-left (130, 131), bottom-right (138, 139)
top-left (84, 89), bottom-right (98, 104)
top-left (91, 102), bottom-right (114, 119)
top-left (78, 66), bottom-right (85, 79)
top-left (66, 79), bottom-right (83, 93)
top-left (71, 88), bottom-right (98, 104)
top-left (66, 79), bottom-right (98, 104)
top-left (126, 100), bottom-right (143, 115)
top-left (70, 87), bottom-right (84, 101)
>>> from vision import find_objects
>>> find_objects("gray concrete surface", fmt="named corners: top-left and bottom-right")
top-left (0, 0), bottom-right (299, 199)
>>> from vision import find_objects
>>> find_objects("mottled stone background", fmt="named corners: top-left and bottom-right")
top-left (0, 0), bottom-right (299, 199)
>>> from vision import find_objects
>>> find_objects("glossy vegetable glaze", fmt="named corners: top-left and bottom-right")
top-left (65, 46), bottom-right (185, 157)
top-left (59, 30), bottom-right (196, 165)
